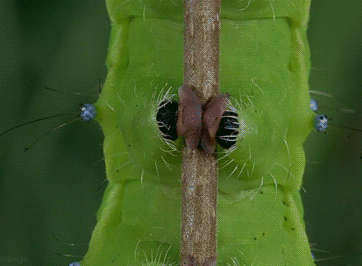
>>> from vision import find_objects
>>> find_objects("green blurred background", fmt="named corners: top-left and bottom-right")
top-left (0, 1), bottom-right (360, 265)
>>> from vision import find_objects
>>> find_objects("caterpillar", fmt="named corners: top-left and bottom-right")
top-left (80, 0), bottom-right (317, 265)
top-left (77, 1), bottom-right (319, 265)
top-left (2, 1), bottom-right (360, 265)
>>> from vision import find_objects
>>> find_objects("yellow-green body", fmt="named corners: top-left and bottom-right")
top-left (83, 0), bottom-right (315, 265)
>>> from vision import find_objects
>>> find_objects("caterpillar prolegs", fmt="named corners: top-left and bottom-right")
top-left (82, 0), bottom-right (315, 265)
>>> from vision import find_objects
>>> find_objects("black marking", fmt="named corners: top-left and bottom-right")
top-left (156, 100), bottom-right (178, 141)
top-left (216, 111), bottom-right (239, 149)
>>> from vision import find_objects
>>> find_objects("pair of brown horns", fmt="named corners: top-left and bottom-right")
top-left (177, 84), bottom-right (229, 154)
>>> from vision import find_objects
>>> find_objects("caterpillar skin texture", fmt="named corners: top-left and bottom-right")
top-left (83, 0), bottom-right (315, 265)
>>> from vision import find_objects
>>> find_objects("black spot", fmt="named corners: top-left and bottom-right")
top-left (284, 216), bottom-right (288, 221)
top-left (291, 227), bottom-right (295, 231)
top-left (216, 111), bottom-right (239, 149)
top-left (262, 232), bottom-right (266, 236)
top-left (156, 100), bottom-right (178, 141)
top-left (253, 237), bottom-right (257, 240)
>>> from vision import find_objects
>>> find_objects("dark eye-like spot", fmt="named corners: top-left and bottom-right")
top-left (216, 111), bottom-right (239, 149)
top-left (156, 100), bottom-right (178, 141)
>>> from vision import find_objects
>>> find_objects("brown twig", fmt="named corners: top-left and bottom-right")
top-left (181, 0), bottom-right (221, 265)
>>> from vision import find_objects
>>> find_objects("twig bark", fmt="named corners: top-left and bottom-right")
top-left (181, 0), bottom-right (221, 265)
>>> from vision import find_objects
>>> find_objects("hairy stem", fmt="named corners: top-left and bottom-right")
top-left (181, 0), bottom-right (221, 265)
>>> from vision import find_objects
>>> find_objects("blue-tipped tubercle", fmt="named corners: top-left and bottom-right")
top-left (315, 114), bottom-right (328, 132)
top-left (310, 98), bottom-right (318, 112)
top-left (80, 104), bottom-right (96, 121)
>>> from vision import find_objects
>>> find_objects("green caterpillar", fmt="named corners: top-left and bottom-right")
top-left (82, 0), bottom-right (315, 265)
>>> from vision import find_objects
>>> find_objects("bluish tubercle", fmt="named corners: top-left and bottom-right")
top-left (80, 104), bottom-right (96, 121)
top-left (69, 262), bottom-right (81, 266)
top-left (310, 98), bottom-right (318, 112)
top-left (315, 114), bottom-right (328, 132)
